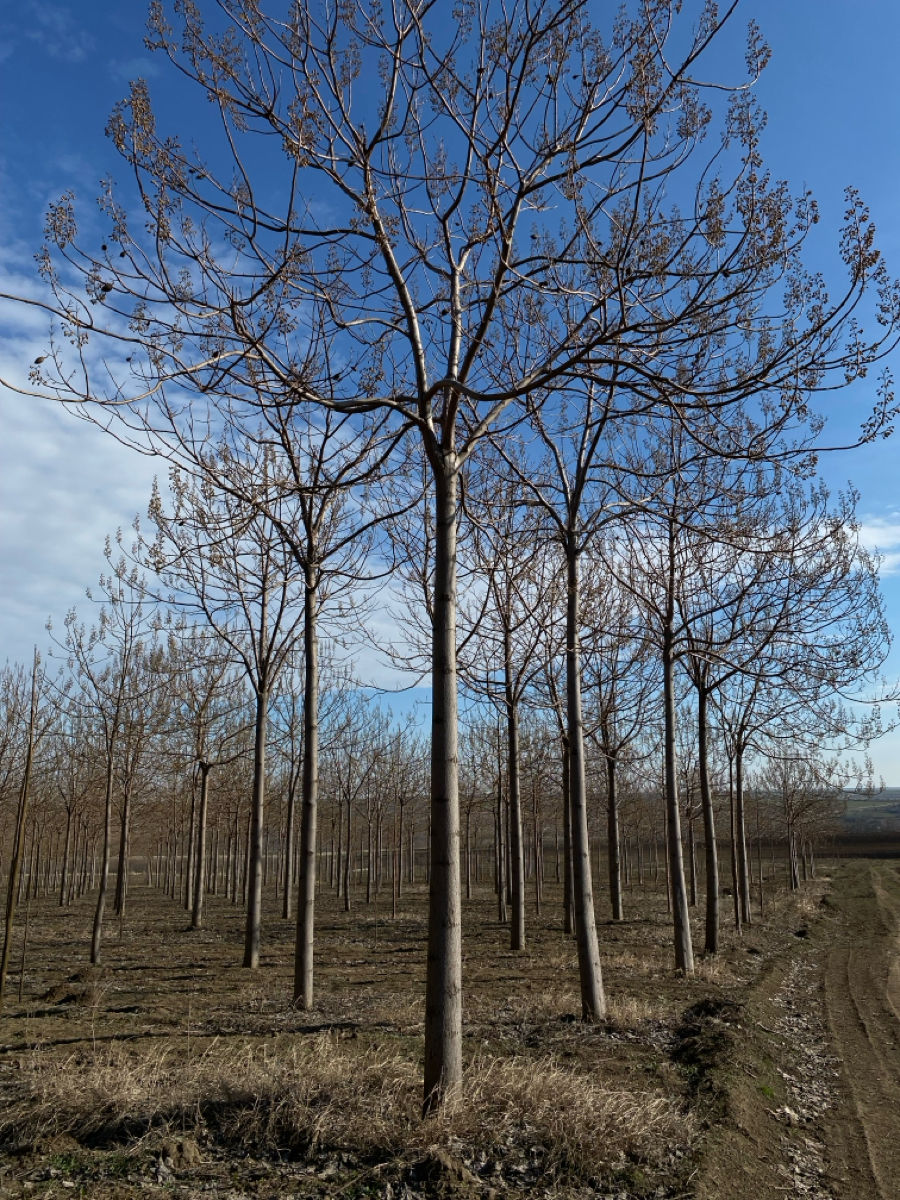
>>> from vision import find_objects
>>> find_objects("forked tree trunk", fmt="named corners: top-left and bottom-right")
top-left (294, 575), bottom-right (319, 1008)
top-left (565, 544), bottom-right (606, 1021)
top-left (423, 461), bottom-right (462, 1113)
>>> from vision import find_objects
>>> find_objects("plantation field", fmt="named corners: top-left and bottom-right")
top-left (0, 866), bottom-right (886, 1198)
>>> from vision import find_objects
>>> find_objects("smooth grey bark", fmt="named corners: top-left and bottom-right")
top-left (114, 791), bottom-right (131, 916)
top-left (191, 761), bottom-right (211, 928)
top-left (184, 781), bottom-right (197, 911)
top-left (605, 751), bottom-right (623, 921)
top-left (504, 640), bottom-right (525, 951)
top-left (282, 778), bottom-right (296, 920)
top-left (423, 461), bottom-right (463, 1112)
top-left (662, 592), bottom-right (694, 973)
top-left (59, 808), bottom-right (73, 908)
top-left (562, 737), bottom-right (574, 935)
top-left (728, 754), bottom-right (741, 930)
top-left (697, 686), bottom-right (720, 954)
top-left (343, 792), bottom-right (352, 911)
top-left (734, 744), bottom-right (751, 925)
top-left (90, 741), bottom-right (117, 965)
top-left (293, 573), bottom-right (319, 1008)
top-left (243, 683), bottom-right (268, 968)
top-left (495, 763), bottom-right (507, 924)
top-left (565, 545), bottom-right (606, 1021)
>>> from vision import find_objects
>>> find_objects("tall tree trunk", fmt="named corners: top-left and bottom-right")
top-left (505, 656), bottom-right (525, 951)
top-left (728, 755), bottom-right (741, 930)
top-left (0, 657), bottom-right (39, 1009)
top-left (662, 614), bottom-right (694, 974)
top-left (606, 751), bottom-right (623, 921)
top-left (90, 731), bottom-right (117, 965)
top-left (59, 809), bottom-right (73, 908)
top-left (565, 543), bottom-right (606, 1020)
top-left (114, 789), bottom-right (131, 916)
top-left (243, 683), bottom-right (268, 968)
top-left (191, 762), bottom-right (211, 929)
top-left (396, 802), bottom-right (404, 900)
top-left (495, 765), bottom-right (507, 924)
top-left (423, 460), bottom-right (462, 1113)
top-left (343, 794), bottom-right (352, 911)
top-left (294, 575), bottom-right (319, 1008)
top-left (735, 743), bottom-right (751, 926)
top-left (562, 734), bottom-right (574, 935)
top-left (697, 686), bottom-right (720, 954)
top-left (184, 777), bottom-right (197, 911)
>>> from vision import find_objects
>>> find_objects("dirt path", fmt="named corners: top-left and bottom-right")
top-left (822, 860), bottom-right (900, 1199)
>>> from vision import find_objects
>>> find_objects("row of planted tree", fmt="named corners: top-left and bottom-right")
top-left (0, 476), bottom-right (869, 1012)
top-left (4, 0), bottom-right (899, 1106)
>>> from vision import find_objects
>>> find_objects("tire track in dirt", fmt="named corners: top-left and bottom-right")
top-left (823, 860), bottom-right (900, 1199)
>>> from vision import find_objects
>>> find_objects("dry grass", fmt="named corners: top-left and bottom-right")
top-left (4, 1034), bottom-right (693, 1181)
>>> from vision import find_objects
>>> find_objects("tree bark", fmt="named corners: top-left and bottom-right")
top-left (0, 665), bottom-right (38, 1008)
top-left (606, 751), bottom-right (623, 921)
top-left (294, 573), bottom-right (319, 1008)
top-left (697, 686), bottom-right (720, 954)
top-left (191, 762), bottom-right (211, 929)
top-left (662, 610), bottom-right (694, 974)
top-left (59, 809), bottom-right (73, 908)
top-left (565, 544), bottom-right (606, 1020)
top-left (90, 740), bottom-right (116, 965)
top-left (243, 683), bottom-right (268, 968)
top-left (735, 743), bottom-right (751, 926)
top-left (114, 789), bottom-right (131, 916)
top-left (423, 460), bottom-right (462, 1112)
top-left (505, 651), bottom-right (525, 951)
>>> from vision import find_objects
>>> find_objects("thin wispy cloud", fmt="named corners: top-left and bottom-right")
top-left (25, 1), bottom-right (95, 63)
top-left (109, 56), bottom-right (162, 83)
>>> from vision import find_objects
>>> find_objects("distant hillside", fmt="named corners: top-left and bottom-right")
top-left (843, 788), bottom-right (900, 834)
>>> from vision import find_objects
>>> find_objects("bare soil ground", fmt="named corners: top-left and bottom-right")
top-left (0, 863), bottom-right (890, 1198)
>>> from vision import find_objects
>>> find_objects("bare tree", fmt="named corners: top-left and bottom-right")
top-left (145, 454), bottom-right (305, 968)
top-left (0, 652), bottom-right (48, 1008)
top-left (9, 0), bottom-right (900, 1107)
top-left (51, 559), bottom-right (161, 964)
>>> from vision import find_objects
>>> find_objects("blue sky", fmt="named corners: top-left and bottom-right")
top-left (2, 0), bottom-right (900, 778)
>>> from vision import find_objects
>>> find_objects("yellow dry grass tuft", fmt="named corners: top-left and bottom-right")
top-left (4, 1034), bottom-right (694, 1181)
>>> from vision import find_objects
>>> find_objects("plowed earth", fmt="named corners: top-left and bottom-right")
top-left (0, 860), bottom-right (896, 1198)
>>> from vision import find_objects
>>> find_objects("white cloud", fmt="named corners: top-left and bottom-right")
top-left (857, 513), bottom-right (900, 576)
top-left (0, 386), bottom-right (161, 665)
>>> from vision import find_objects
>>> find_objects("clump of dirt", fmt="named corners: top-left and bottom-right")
top-left (672, 995), bottom-right (743, 1102)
